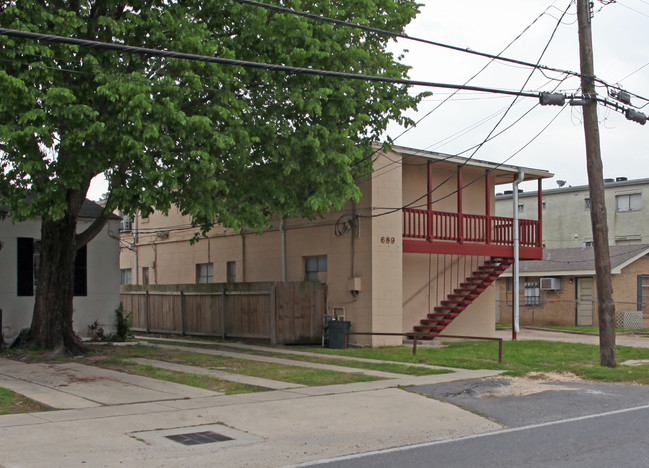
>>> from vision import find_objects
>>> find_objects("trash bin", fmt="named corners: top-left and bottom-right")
top-left (328, 320), bottom-right (351, 349)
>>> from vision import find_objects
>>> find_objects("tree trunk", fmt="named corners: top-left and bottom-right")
top-left (29, 193), bottom-right (88, 355)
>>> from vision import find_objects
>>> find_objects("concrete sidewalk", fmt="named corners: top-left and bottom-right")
top-left (0, 342), bottom-right (503, 468)
top-left (495, 327), bottom-right (649, 347)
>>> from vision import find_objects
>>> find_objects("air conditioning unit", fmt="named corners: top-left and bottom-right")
top-left (540, 277), bottom-right (561, 291)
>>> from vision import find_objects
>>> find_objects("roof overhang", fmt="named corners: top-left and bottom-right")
top-left (381, 144), bottom-right (553, 185)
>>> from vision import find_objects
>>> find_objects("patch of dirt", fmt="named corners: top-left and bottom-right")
top-left (481, 372), bottom-right (583, 398)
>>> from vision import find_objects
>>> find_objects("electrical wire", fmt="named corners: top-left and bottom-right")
top-left (0, 28), bottom-right (542, 99)
top-left (233, 0), bottom-right (649, 106)
top-left (233, 0), bottom-right (582, 82)
top-left (391, 0), bottom-right (568, 143)
top-left (359, 3), bottom-right (575, 217)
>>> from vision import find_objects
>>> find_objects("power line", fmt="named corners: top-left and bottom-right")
top-left (389, 0), bottom-right (562, 144)
top-left (233, 0), bottom-right (649, 106)
top-left (0, 27), bottom-right (542, 99)
top-left (233, 0), bottom-right (581, 81)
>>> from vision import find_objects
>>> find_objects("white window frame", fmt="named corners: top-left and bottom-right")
top-left (305, 256), bottom-right (327, 282)
top-left (616, 193), bottom-right (641, 212)
top-left (120, 268), bottom-right (132, 285)
top-left (196, 263), bottom-right (213, 284)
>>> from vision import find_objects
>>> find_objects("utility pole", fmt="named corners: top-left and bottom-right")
top-left (576, 0), bottom-right (616, 367)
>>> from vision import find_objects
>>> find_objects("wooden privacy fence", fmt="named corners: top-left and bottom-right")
top-left (120, 282), bottom-right (326, 344)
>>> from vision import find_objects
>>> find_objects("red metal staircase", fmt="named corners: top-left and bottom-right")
top-left (411, 257), bottom-right (513, 339)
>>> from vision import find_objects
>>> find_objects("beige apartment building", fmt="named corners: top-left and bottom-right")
top-left (495, 177), bottom-right (649, 248)
top-left (120, 145), bottom-right (551, 346)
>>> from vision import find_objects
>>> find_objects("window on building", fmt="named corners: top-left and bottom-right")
top-left (583, 240), bottom-right (594, 247)
top-left (119, 212), bottom-right (131, 232)
top-left (518, 204), bottom-right (524, 213)
top-left (616, 193), bottom-right (641, 212)
top-left (226, 261), bottom-right (237, 283)
top-left (524, 282), bottom-right (541, 306)
top-left (638, 275), bottom-right (649, 312)
top-left (305, 256), bottom-right (327, 282)
top-left (585, 198), bottom-right (591, 210)
top-left (196, 263), bottom-right (213, 283)
top-left (120, 268), bottom-right (132, 285)
top-left (142, 267), bottom-right (150, 285)
top-left (17, 237), bottom-right (87, 296)
top-left (615, 237), bottom-right (642, 245)
top-left (542, 202), bottom-right (546, 210)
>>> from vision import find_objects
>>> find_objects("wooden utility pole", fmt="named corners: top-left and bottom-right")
top-left (576, 0), bottom-right (616, 367)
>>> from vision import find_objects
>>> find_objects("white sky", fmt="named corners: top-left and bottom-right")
top-left (88, 0), bottom-right (649, 200)
top-left (385, 0), bottom-right (649, 192)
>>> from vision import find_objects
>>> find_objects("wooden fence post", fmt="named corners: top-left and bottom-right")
top-left (180, 290), bottom-right (185, 336)
top-left (270, 285), bottom-right (277, 345)
top-left (221, 289), bottom-right (226, 340)
top-left (145, 290), bottom-right (150, 334)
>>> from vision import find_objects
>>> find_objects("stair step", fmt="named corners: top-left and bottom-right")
top-left (469, 274), bottom-right (499, 281)
top-left (447, 296), bottom-right (478, 303)
top-left (460, 282), bottom-right (489, 289)
top-left (420, 318), bottom-right (453, 326)
top-left (441, 299), bottom-right (471, 306)
top-left (434, 306), bottom-right (465, 312)
top-left (407, 333), bottom-right (438, 340)
top-left (454, 287), bottom-right (486, 294)
top-left (427, 312), bottom-right (460, 319)
top-left (413, 325), bottom-right (445, 333)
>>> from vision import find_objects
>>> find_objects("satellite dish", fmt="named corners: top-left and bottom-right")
top-left (556, 180), bottom-right (566, 187)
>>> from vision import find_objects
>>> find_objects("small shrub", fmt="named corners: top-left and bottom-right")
top-left (110, 303), bottom-right (133, 342)
top-left (88, 320), bottom-right (105, 342)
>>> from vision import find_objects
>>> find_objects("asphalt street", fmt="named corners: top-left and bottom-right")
top-left (407, 377), bottom-right (649, 427)
top-left (294, 404), bottom-right (649, 468)
top-left (291, 377), bottom-right (649, 468)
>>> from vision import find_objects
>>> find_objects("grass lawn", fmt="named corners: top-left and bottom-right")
top-left (0, 387), bottom-right (52, 415)
top-left (79, 344), bottom-right (380, 388)
top-left (136, 338), bottom-right (452, 377)
top-left (306, 340), bottom-right (649, 384)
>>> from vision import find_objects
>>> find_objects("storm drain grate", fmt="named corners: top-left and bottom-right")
top-left (165, 431), bottom-right (234, 446)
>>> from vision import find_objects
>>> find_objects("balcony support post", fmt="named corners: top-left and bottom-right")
top-left (485, 169), bottom-right (491, 244)
top-left (537, 179), bottom-right (543, 248)
top-left (457, 166), bottom-right (464, 244)
top-left (427, 160), bottom-right (433, 242)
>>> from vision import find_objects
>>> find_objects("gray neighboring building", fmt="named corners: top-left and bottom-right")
top-left (496, 177), bottom-right (649, 249)
top-left (0, 200), bottom-right (121, 343)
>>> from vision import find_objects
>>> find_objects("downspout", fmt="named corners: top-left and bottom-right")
top-left (133, 212), bottom-right (139, 284)
top-left (280, 217), bottom-right (287, 282)
top-left (512, 171), bottom-right (525, 340)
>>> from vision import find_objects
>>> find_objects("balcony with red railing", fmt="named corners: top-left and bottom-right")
top-left (402, 208), bottom-right (543, 259)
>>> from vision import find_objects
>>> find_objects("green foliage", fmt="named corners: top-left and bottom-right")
top-left (0, 1), bottom-right (424, 230)
top-left (110, 303), bottom-right (133, 342)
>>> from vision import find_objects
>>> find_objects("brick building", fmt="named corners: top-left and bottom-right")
top-left (496, 244), bottom-right (649, 328)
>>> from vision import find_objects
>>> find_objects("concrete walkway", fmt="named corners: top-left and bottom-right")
top-left (0, 340), bottom-right (503, 468)
top-left (495, 327), bottom-right (649, 347)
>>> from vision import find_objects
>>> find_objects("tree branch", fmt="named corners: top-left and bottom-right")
top-left (75, 196), bottom-right (114, 249)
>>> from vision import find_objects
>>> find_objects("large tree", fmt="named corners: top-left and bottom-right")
top-left (0, 1), bottom-right (422, 353)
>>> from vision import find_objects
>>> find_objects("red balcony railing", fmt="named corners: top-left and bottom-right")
top-left (403, 209), bottom-right (541, 248)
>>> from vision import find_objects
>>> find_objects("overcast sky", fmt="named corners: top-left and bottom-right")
top-left (88, 0), bottom-right (648, 200)
top-left (385, 0), bottom-right (649, 192)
